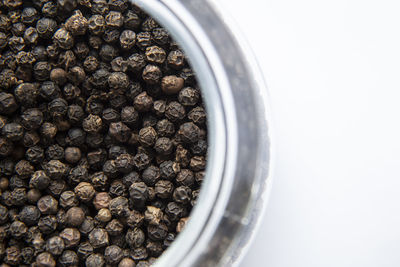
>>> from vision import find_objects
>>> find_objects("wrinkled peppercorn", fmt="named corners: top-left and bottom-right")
top-left (88, 227), bottom-right (109, 248)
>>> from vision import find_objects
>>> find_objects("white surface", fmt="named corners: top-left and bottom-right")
top-left (215, 0), bottom-right (400, 266)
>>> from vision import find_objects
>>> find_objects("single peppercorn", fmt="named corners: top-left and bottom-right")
top-left (58, 250), bottom-right (79, 266)
top-left (36, 18), bottom-right (57, 38)
top-left (64, 147), bottom-right (82, 163)
top-left (108, 71), bottom-right (130, 91)
top-left (53, 28), bottom-right (74, 50)
top-left (66, 206), bottom-right (85, 226)
top-left (46, 236), bottom-right (65, 256)
top-left (30, 170), bottom-right (50, 190)
top-left (82, 114), bottom-right (103, 133)
top-left (37, 195), bottom-right (58, 215)
top-left (59, 227), bottom-right (81, 248)
top-left (65, 10), bottom-right (88, 36)
top-left (60, 191), bottom-right (79, 209)
top-left (74, 182), bottom-right (95, 202)
top-left (142, 64), bottom-right (162, 84)
top-left (36, 251), bottom-right (56, 267)
top-left (88, 227), bottom-right (109, 248)
top-left (86, 253), bottom-right (106, 267)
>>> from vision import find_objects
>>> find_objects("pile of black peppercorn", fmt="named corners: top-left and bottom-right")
top-left (0, 0), bottom-right (208, 266)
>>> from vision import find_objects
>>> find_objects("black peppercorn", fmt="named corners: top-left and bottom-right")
top-left (105, 218), bottom-right (124, 236)
top-left (60, 191), bottom-right (79, 209)
top-left (108, 71), bottom-right (130, 91)
top-left (44, 160), bottom-right (69, 179)
top-left (77, 241), bottom-right (94, 260)
top-left (142, 64), bottom-right (162, 84)
top-left (37, 195), bottom-right (58, 215)
top-left (46, 236), bottom-right (65, 256)
top-left (36, 18), bottom-right (57, 38)
top-left (99, 44), bottom-right (117, 62)
top-left (79, 216), bottom-right (95, 235)
top-left (58, 250), bottom-right (79, 267)
top-left (30, 170), bottom-right (50, 190)
top-left (88, 227), bottom-right (109, 248)
top-left (104, 245), bottom-right (123, 264)
top-left (93, 192), bottom-right (111, 210)
top-left (59, 227), bottom-right (80, 248)
top-left (65, 10), bottom-right (88, 36)
top-left (38, 215), bottom-right (57, 235)
top-left (53, 28), bottom-right (75, 50)
top-left (21, 7), bottom-right (39, 25)
top-left (86, 253), bottom-right (106, 267)
top-left (109, 196), bottom-right (129, 217)
top-left (74, 182), bottom-right (95, 202)
top-left (66, 206), bottom-right (85, 226)
top-left (64, 147), bottom-right (82, 163)
top-left (82, 114), bottom-right (103, 133)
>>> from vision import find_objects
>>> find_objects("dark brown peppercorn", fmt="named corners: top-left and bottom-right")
top-left (60, 191), bottom-right (78, 209)
top-left (77, 241), bottom-right (94, 260)
top-left (104, 245), bottom-right (123, 264)
top-left (44, 160), bottom-right (69, 179)
top-left (59, 227), bottom-right (80, 248)
top-left (109, 121), bottom-right (131, 143)
top-left (155, 180), bottom-right (174, 199)
top-left (82, 114), bottom-right (103, 133)
top-left (79, 216), bottom-right (94, 235)
top-left (66, 207), bottom-right (85, 226)
top-left (3, 122), bottom-right (24, 141)
top-left (46, 236), bottom-right (65, 256)
top-left (65, 10), bottom-right (88, 36)
top-left (154, 137), bottom-right (174, 155)
top-left (58, 250), bottom-right (79, 267)
top-left (105, 11), bottom-right (123, 28)
top-left (119, 257), bottom-right (136, 267)
top-left (134, 92), bottom-right (153, 112)
top-left (109, 196), bottom-right (128, 217)
top-left (53, 28), bottom-right (74, 50)
top-left (86, 253), bottom-right (106, 267)
top-left (176, 169), bottom-right (195, 187)
top-left (84, 56), bottom-right (100, 73)
top-left (64, 147), bottom-right (82, 163)
top-left (108, 72), bottom-right (129, 91)
top-left (90, 171), bottom-right (108, 190)
top-left (142, 64), bottom-right (162, 84)
top-left (36, 18), bottom-right (57, 38)
top-left (36, 251), bottom-right (56, 267)
top-left (178, 122), bottom-right (201, 144)
top-left (74, 182), bottom-right (95, 203)
top-left (30, 170), bottom-right (50, 190)
top-left (139, 126), bottom-right (157, 147)
top-left (165, 101), bottom-right (185, 122)
top-left (88, 227), bottom-right (109, 248)
top-left (27, 188), bottom-right (42, 204)
top-left (167, 50), bottom-right (185, 69)
top-left (37, 195), bottom-right (58, 215)
top-left (93, 192), bottom-right (111, 210)
top-left (105, 218), bottom-right (124, 236)
top-left (0, 93), bottom-right (18, 115)
top-left (120, 30), bottom-right (136, 50)
top-left (178, 87), bottom-right (200, 106)
top-left (145, 46), bottom-right (166, 64)
top-left (127, 53), bottom-right (146, 72)
top-left (173, 186), bottom-right (192, 204)
top-left (9, 220), bottom-right (28, 238)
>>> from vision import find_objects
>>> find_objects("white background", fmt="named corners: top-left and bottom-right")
top-left (215, 0), bottom-right (400, 266)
